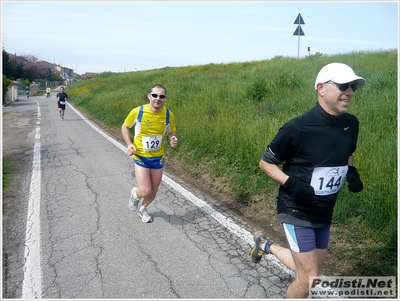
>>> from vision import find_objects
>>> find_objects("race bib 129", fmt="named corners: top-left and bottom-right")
top-left (142, 135), bottom-right (162, 152)
top-left (310, 166), bottom-right (348, 195)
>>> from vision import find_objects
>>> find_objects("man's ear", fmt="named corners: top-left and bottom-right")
top-left (316, 83), bottom-right (325, 96)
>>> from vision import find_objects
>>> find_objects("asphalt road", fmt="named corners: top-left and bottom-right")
top-left (2, 90), bottom-right (294, 299)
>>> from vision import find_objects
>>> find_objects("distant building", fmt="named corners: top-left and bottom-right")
top-left (6, 51), bottom-right (90, 80)
top-left (82, 72), bottom-right (99, 79)
top-left (40, 60), bottom-right (58, 73)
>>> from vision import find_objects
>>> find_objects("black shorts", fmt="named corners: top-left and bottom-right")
top-left (58, 104), bottom-right (66, 110)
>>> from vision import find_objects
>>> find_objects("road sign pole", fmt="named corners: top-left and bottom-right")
top-left (297, 34), bottom-right (300, 59)
top-left (293, 13), bottom-right (305, 59)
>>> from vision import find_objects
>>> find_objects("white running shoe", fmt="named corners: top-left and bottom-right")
top-left (128, 187), bottom-right (140, 211)
top-left (138, 206), bottom-right (153, 223)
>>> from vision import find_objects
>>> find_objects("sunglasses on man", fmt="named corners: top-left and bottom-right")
top-left (326, 81), bottom-right (357, 92)
top-left (150, 93), bottom-right (166, 99)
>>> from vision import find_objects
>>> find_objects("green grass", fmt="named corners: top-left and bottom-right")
top-left (66, 49), bottom-right (397, 276)
top-left (2, 154), bottom-right (14, 192)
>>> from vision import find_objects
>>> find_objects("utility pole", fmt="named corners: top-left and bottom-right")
top-left (293, 13), bottom-right (305, 59)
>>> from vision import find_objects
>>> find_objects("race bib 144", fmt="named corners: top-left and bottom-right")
top-left (310, 166), bottom-right (348, 195)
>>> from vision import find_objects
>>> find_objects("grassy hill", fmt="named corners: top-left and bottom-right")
top-left (66, 49), bottom-right (397, 276)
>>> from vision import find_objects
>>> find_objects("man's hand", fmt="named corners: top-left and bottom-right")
top-left (170, 136), bottom-right (178, 147)
top-left (347, 166), bottom-right (363, 192)
top-left (282, 176), bottom-right (315, 201)
top-left (127, 143), bottom-right (136, 156)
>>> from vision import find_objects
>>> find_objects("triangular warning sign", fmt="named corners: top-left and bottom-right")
top-left (293, 13), bottom-right (305, 25)
top-left (293, 25), bottom-right (305, 36)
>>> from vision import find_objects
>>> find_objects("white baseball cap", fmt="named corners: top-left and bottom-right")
top-left (315, 63), bottom-right (366, 90)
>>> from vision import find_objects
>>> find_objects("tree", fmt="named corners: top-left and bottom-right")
top-left (2, 49), bottom-right (14, 100)
top-left (2, 49), bottom-right (13, 78)
top-left (52, 72), bottom-right (62, 81)
top-left (2, 74), bottom-right (13, 101)
top-left (4, 51), bottom-right (49, 81)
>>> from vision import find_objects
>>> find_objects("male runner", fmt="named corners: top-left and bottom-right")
top-left (121, 84), bottom-right (178, 223)
top-left (251, 63), bottom-right (365, 298)
top-left (56, 87), bottom-right (68, 120)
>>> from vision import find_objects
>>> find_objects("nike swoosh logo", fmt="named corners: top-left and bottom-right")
top-left (344, 127), bottom-right (350, 130)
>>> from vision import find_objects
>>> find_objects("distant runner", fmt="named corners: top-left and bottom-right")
top-left (56, 87), bottom-right (68, 120)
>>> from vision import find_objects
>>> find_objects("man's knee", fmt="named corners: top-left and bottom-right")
top-left (138, 187), bottom-right (153, 198)
top-left (298, 269), bottom-right (318, 287)
top-left (288, 276), bottom-right (313, 298)
top-left (295, 277), bottom-right (310, 291)
top-left (292, 250), bottom-right (320, 281)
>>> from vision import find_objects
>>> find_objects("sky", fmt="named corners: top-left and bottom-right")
top-left (1, 1), bottom-right (398, 75)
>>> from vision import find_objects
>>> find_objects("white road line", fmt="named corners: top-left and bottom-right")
top-left (67, 102), bottom-right (293, 275)
top-left (161, 174), bottom-right (292, 275)
top-left (22, 100), bottom-right (42, 299)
